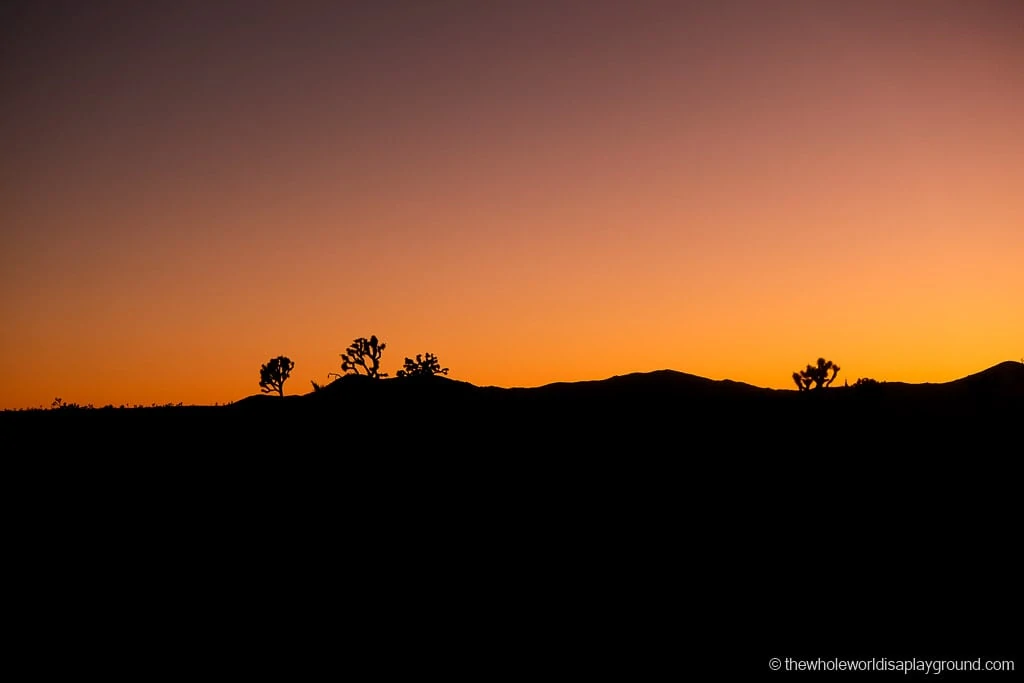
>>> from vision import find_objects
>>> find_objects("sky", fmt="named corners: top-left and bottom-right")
top-left (2, 0), bottom-right (1022, 408)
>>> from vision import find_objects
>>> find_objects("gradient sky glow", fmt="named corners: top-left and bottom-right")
top-left (2, 0), bottom-right (1022, 408)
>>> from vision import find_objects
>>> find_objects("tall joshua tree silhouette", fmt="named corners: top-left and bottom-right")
top-left (792, 358), bottom-right (840, 391)
top-left (259, 356), bottom-right (295, 396)
top-left (329, 335), bottom-right (388, 379)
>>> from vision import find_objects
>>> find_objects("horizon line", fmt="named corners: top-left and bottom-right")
top-left (4, 359), bottom-right (1020, 412)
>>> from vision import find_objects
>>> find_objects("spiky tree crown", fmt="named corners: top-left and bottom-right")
top-left (792, 357), bottom-right (840, 391)
top-left (259, 356), bottom-right (295, 396)
top-left (334, 335), bottom-right (388, 379)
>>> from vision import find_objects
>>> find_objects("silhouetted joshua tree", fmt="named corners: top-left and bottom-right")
top-left (329, 335), bottom-right (387, 379)
top-left (259, 356), bottom-right (294, 396)
top-left (792, 358), bottom-right (840, 391)
top-left (396, 352), bottom-right (449, 378)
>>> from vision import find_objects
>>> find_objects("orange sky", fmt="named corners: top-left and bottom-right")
top-left (2, 0), bottom-right (1022, 409)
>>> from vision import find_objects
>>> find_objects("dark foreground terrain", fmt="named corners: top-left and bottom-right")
top-left (4, 362), bottom-right (1021, 674)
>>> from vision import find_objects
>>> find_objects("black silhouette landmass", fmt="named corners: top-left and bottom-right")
top-left (4, 360), bottom-right (1021, 457)
top-left (5, 361), bottom-right (1020, 666)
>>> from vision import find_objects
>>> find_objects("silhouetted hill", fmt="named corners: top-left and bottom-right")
top-left (278, 360), bottom-right (1023, 407)
top-left (823, 361), bottom-right (1024, 422)
top-left (946, 359), bottom-right (1024, 397)
top-left (306, 371), bottom-right (486, 402)
top-left (6, 361), bottom-right (1022, 445)
top-left (526, 368), bottom-right (769, 400)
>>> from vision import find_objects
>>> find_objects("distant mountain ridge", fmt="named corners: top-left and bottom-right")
top-left (948, 360), bottom-right (1024, 390)
top-left (1, 359), bottom-right (1019, 459)
top-left (258, 359), bottom-right (1024, 404)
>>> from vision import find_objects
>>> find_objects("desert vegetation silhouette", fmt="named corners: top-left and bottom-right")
top-left (259, 356), bottom-right (294, 396)
top-left (792, 358), bottom-right (841, 391)
top-left (329, 335), bottom-right (387, 380)
top-left (396, 352), bottom-right (449, 378)
top-left (7, 332), bottom-right (1021, 414)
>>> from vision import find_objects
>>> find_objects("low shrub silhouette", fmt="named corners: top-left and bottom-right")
top-left (851, 377), bottom-right (884, 395)
top-left (51, 397), bottom-right (86, 410)
top-left (259, 356), bottom-right (295, 396)
top-left (792, 358), bottom-right (841, 391)
top-left (330, 335), bottom-right (387, 379)
top-left (396, 352), bottom-right (449, 378)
